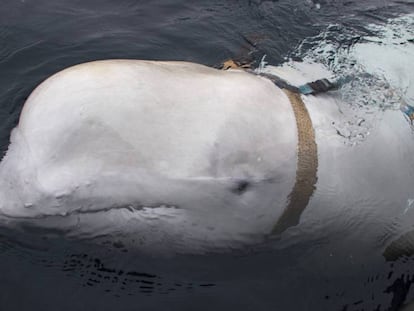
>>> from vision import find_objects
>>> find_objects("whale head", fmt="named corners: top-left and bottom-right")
top-left (0, 60), bottom-right (300, 253)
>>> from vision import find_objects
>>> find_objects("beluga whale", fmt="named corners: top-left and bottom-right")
top-left (0, 60), bottom-right (302, 253)
top-left (0, 58), bottom-right (413, 254)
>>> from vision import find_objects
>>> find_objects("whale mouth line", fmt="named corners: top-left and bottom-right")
top-left (0, 203), bottom-right (180, 221)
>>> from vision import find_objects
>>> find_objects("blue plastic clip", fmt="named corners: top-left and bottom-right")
top-left (401, 104), bottom-right (414, 123)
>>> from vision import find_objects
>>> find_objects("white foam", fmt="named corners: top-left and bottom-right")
top-left (260, 61), bottom-right (334, 87)
top-left (352, 13), bottom-right (414, 104)
top-left (286, 13), bottom-right (414, 145)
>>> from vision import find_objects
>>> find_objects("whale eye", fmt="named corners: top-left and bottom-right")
top-left (231, 180), bottom-right (251, 195)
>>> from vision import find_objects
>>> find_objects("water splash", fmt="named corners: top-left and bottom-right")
top-left (291, 13), bottom-right (414, 144)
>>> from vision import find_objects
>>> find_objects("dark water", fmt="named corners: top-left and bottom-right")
top-left (1, 1), bottom-right (414, 310)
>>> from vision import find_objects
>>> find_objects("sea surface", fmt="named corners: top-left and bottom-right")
top-left (0, 1), bottom-right (414, 310)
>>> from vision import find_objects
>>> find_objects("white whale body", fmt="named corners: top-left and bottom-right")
top-left (0, 60), bottom-right (300, 251)
top-left (0, 54), bottom-right (413, 253)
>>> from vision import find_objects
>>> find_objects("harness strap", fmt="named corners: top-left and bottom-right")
top-left (219, 61), bottom-right (319, 234)
top-left (401, 104), bottom-right (414, 124)
top-left (271, 90), bottom-right (318, 235)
